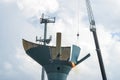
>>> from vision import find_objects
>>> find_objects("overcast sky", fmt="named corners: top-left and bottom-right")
top-left (0, 0), bottom-right (120, 80)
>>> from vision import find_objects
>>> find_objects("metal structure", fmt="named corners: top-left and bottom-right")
top-left (37, 14), bottom-right (55, 80)
top-left (22, 14), bottom-right (90, 80)
top-left (85, 0), bottom-right (107, 80)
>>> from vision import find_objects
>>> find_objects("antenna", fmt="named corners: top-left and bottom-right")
top-left (36, 13), bottom-right (55, 44)
top-left (36, 13), bottom-right (56, 80)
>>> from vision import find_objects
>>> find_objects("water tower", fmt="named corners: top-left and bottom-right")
top-left (22, 14), bottom-right (90, 80)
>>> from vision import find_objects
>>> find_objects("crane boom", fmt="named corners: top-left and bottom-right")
top-left (85, 0), bottom-right (96, 31)
top-left (85, 0), bottom-right (107, 80)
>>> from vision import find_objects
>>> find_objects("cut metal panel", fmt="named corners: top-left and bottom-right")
top-left (71, 45), bottom-right (81, 63)
top-left (49, 47), bottom-right (56, 59)
top-left (50, 47), bottom-right (71, 61)
top-left (60, 47), bottom-right (71, 61)
top-left (26, 45), bottom-right (51, 65)
top-left (23, 39), bottom-right (51, 65)
top-left (23, 39), bottom-right (71, 64)
top-left (22, 39), bottom-right (39, 51)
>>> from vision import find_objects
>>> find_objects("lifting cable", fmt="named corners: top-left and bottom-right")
top-left (75, 0), bottom-right (80, 41)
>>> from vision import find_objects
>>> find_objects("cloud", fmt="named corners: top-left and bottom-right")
top-left (112, 32), bottom-right (120, 41)
top-left (90, 0), bottom-right (120, 32)
top-left (0, 0), bottom-right (16, 3)
top-left (0, 3), bottom-right (43, 80)
top-left (0, 0), bottom-right (120, 80)
top-left (17, 0), bottom-right (59, 18)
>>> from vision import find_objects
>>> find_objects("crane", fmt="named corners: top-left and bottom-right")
top-left (85, 0), bottom-right (107, 80)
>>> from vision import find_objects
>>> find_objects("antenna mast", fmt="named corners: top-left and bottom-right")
top-left (85, 0), bottom-right (107, 80)
top-left (36, 13), bottom-right (55, 80)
